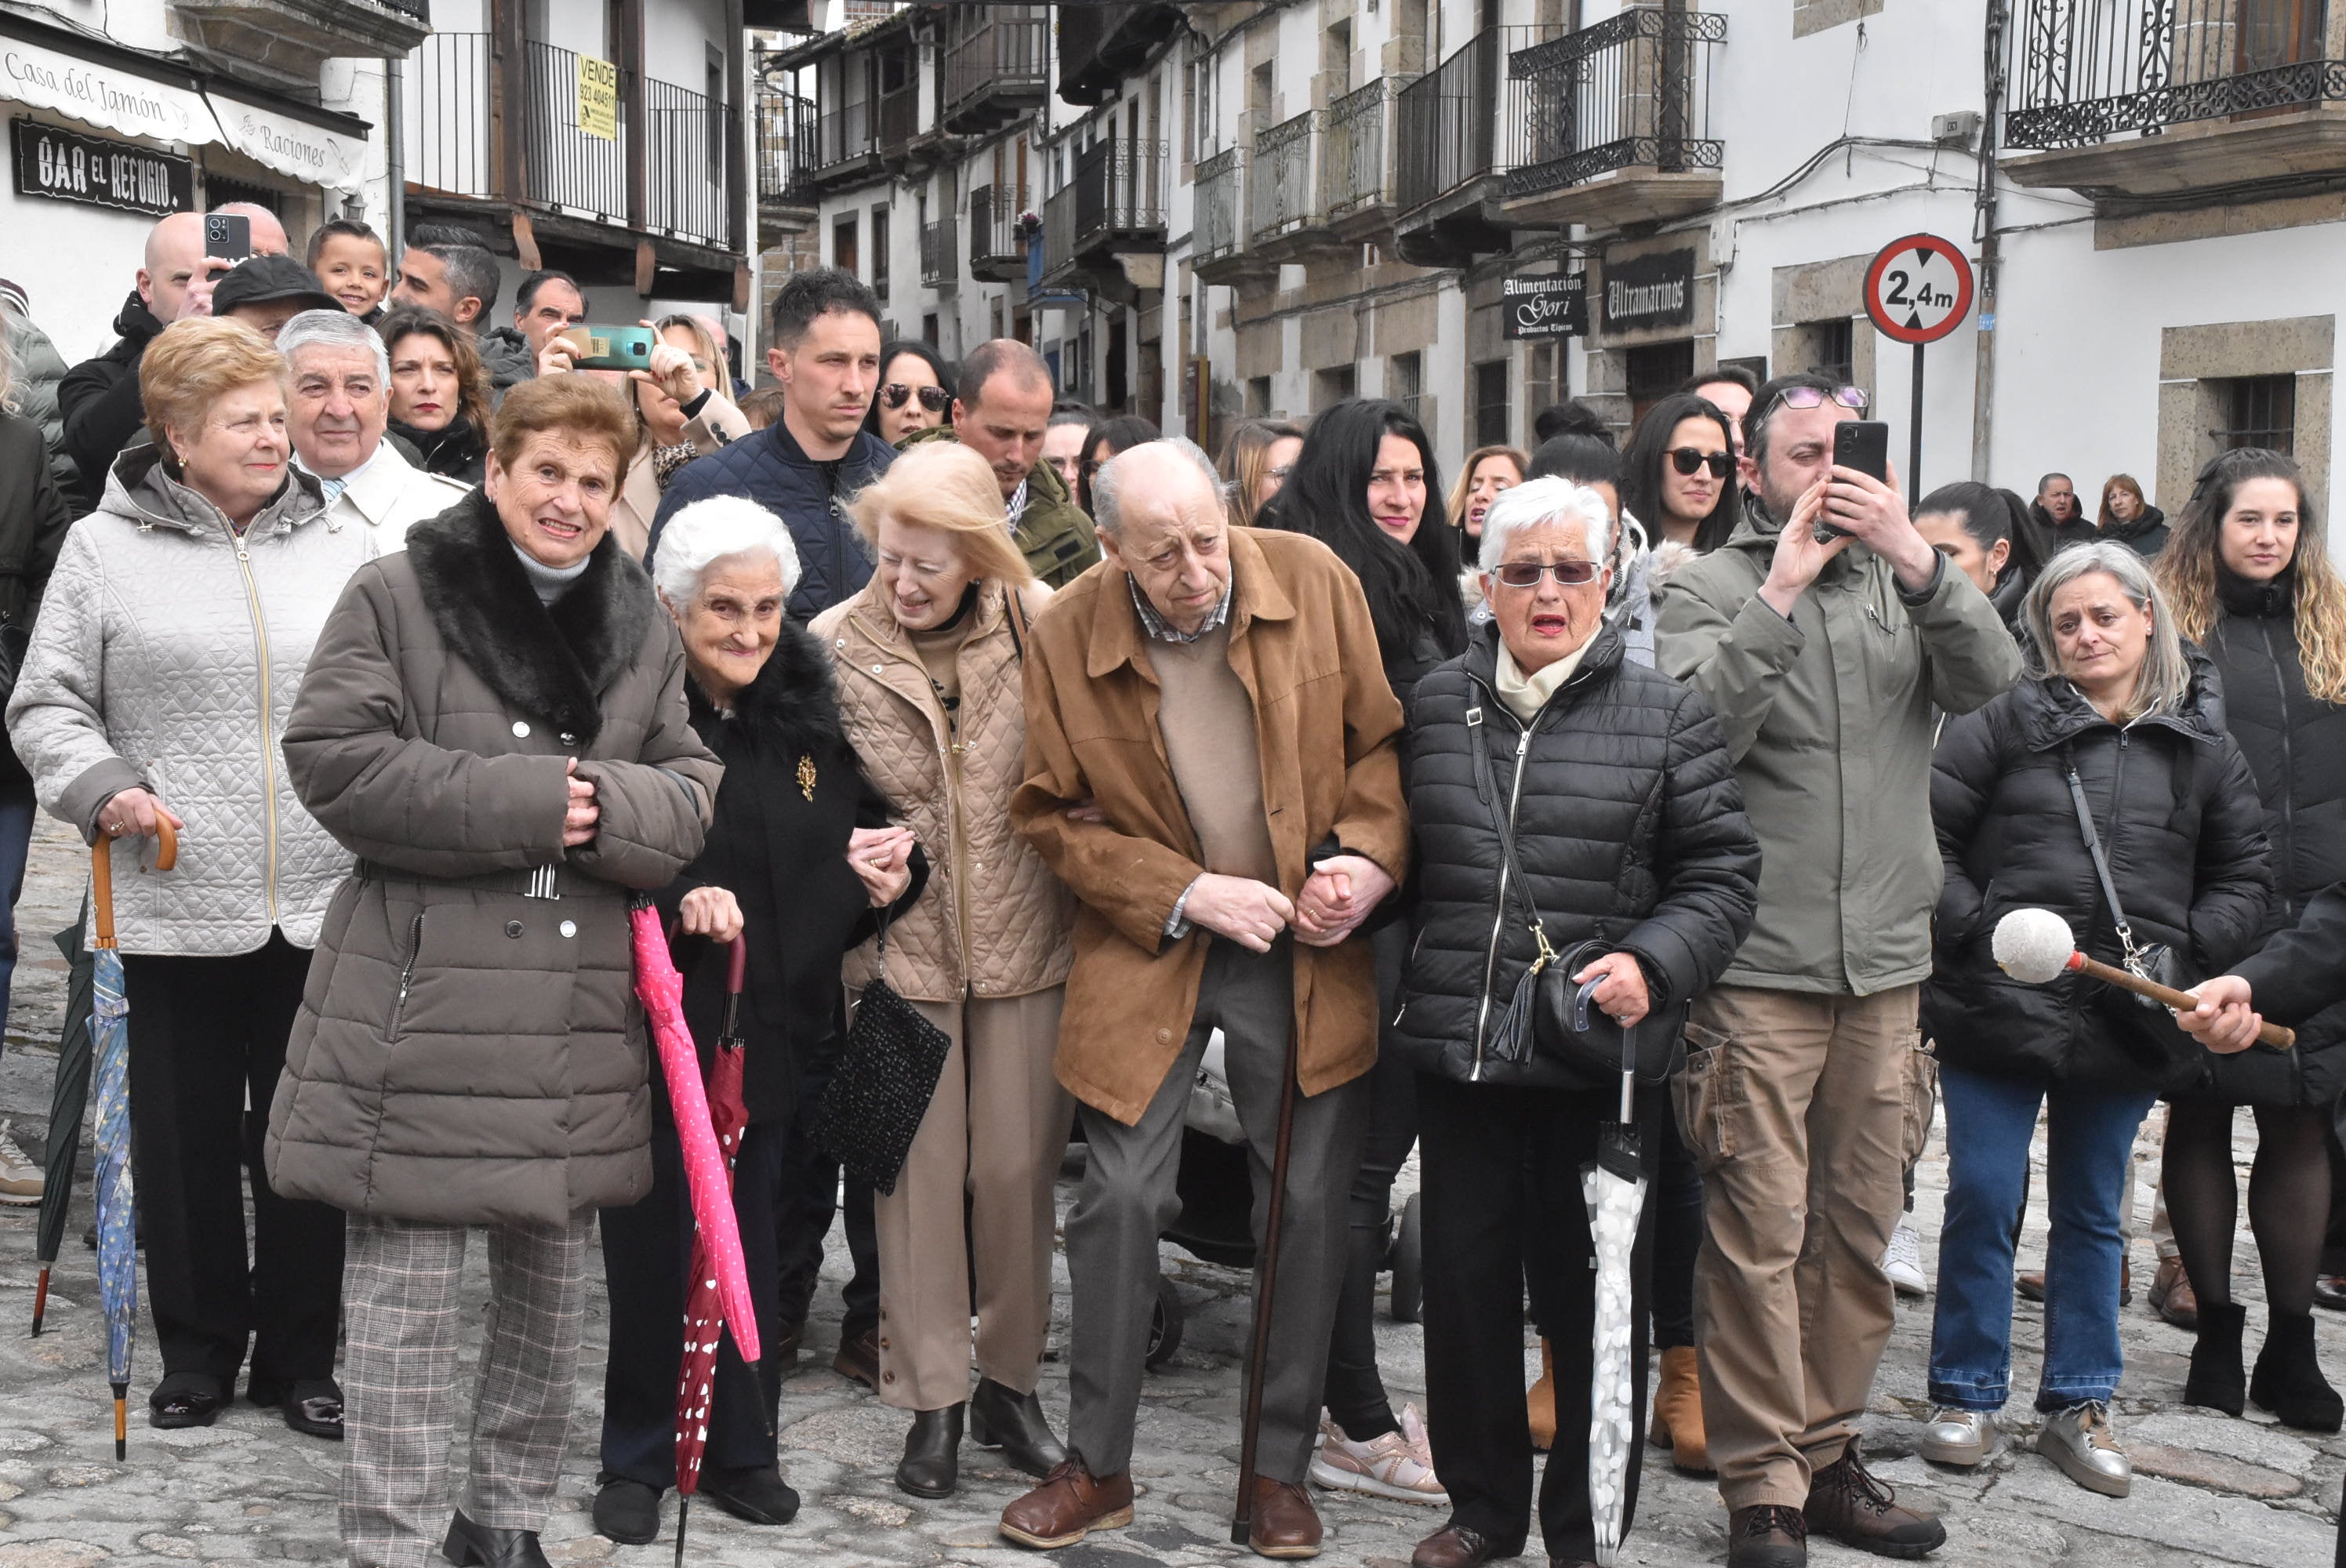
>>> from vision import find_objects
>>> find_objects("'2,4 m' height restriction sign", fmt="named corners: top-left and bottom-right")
top-left (1862, 234), bottom-right (1976, 498)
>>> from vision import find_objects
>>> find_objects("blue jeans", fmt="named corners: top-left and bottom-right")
top-left (0, 773), bottom-right (35, 1058)
top-left (1928, 1064), bottom-right (2152, 1413)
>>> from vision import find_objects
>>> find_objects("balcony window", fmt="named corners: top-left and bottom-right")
top-left (1391, 352), bottom-right (1425, 429)
top-left (1313, 366), bottom-right (1357, 413)
top-left (871, 207), bottom-right (890, 304)
top-left (1247, 376), bottom-right (1274, 418)
top-left (1800, 319), bottom-right (1855, 387)
top-left (834, 215), bottom-right (859, 274)
top-left (1626, 342), bottom-right (1694, 427)
top-left (2221, 373), bottom-right (2297, 452)
top-left (1474, 359), bottom-right (1509, 448)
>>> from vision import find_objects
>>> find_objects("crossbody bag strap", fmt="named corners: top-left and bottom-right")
top-left (2061, 745), bottom-right (2148, 978)
top-left (1466, 702), bottom-right (1560, 975)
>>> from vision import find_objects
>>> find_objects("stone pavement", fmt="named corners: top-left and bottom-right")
top-left (0, 811), bottom-right (2338, 1567)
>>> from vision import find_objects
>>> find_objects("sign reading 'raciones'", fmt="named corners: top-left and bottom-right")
top-left (1503, 270), bottom-right (1589, 340)
top-left (10, 117), bottom-right (192, 218)
top-left (1603, 248), bottom-right (1696, 332)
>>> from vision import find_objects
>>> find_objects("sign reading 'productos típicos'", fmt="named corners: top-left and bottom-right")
top-left (10, 118), bottom-right (191, 218)
top-left (1502, 271), bottom-right (1589, 340)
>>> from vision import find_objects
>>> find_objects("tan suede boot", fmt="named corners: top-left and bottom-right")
top-left (1526, 1339), bottom-right (1556, 1452)
top-left (1647, 1345), bottom-right (1712, 1474)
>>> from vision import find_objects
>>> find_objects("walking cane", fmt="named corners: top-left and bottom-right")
top-left (1231, 1008), bottom-right (1304, 1547)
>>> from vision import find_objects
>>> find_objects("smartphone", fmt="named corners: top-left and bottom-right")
top-left (203, 212), bottom-right (252, 264)
top-left (1814, 420), bottom-right (1893, 541)
top-left (558, 325), bottom-right (656, 371)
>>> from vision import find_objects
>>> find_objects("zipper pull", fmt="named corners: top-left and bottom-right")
top-left (1516, 728), bottom-right (1532, 757)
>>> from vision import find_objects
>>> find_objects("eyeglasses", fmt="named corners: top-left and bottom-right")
top-left (882, 383), bottom-right (950, 412)
top-left (1758, 384), bottom-right (1870, 422)
top-left (1493, 560), bottom-right (1602, 589)
top-left (1669, 447), bottom-right (1734, 480)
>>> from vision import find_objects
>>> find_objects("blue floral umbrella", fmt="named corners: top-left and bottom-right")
top-left (91, 820), bottom-right (174, 1459)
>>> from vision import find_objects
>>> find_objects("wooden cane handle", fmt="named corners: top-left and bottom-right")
top-left (2071, 953), bottom-right (2296, 1049)
top-left (89, 815), bottom-right (179, 952)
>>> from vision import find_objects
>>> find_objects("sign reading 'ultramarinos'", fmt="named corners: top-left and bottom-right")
top-left (1603, 248), bottom-right (1696, 332)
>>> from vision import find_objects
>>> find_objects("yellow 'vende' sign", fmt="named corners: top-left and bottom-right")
top-left (578, 56), bottom-right (618, 140)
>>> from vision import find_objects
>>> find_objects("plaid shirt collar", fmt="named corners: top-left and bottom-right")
top-left (1006, 475), bottom-right (1030, 525)
top-left (1128, 573), bottom-right (1233, 645)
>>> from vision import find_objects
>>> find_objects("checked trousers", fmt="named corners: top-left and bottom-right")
top-left (341, 1211), bottom-right (594, 1568)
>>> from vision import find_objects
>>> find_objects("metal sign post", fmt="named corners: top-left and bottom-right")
top-left (1863, 234), bottom-right (1977, 501)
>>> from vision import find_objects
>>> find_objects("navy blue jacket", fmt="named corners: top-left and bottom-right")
top-left (646, 418), bottom-right (894, 622)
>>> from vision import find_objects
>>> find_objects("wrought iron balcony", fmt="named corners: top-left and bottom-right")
top-left (921, 216), bottom-right (959, 287)
top-left (1503, 7), bottom-right (1726, 227)
top-left (1040, 139), bottom-right (1169, 301)
top-left (1193, 145), bottom-right (1269, 285)
top-left (942, 8), bottom-right (1051, 134)
top-left (1393, 23), bottom-right (1562, 268)
top-left (1319, 77), bottom-right (1406, 242)
top-left (1250, 109), bottom-right (1324, 256)
top-left (405, 34), bottom-right (735, 255)
top-left (2003, 0), bottom-right (2346, 196)
top-left (970, 183), bottom-right (1026, 282)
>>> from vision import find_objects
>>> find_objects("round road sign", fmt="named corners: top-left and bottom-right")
top-left (1864, 234), bottom-right (1975, 346)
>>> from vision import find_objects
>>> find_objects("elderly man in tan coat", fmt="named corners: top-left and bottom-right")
top-left (1000, 438), bottom-right (1408, 1560)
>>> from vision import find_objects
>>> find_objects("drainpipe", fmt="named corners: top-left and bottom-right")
top-left (1970, 0), bottom-right (2006, 482)
top-left (387, 56), bottom-right (407, 249)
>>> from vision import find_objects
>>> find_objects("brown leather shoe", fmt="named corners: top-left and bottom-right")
top-left (999, 1459), bottom-right (1134, 1550)
top-left (2316, 1275), bottom-right (2346, 1312)
top-left (1727, 1504), bottom-right (1808, 1568)
top-left (2014, 1270), bottom-right (2046, 1302)
top-left (2150, 1256), bottom-right (2199, 1331)
top-left (1247, 1477), bottom-right (1322, 1559)
top-left (1803, 1447), bottom-right (1945, 1559)
top-left (1411, 1524), bottom-right (1509, 1568)
top-left (1647, 1345), bottom-right (1712, 1474)
top-left (832, 1327), bottom-right (879, 1389)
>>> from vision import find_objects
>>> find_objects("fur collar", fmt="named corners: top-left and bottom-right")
top-left (686, 617), bottom-right (848, 761)
top-left (405, 489), bottom-right (655, 745)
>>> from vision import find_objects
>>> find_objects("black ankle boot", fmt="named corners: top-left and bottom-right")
top-left (2250, 1311), bottom-right (2345, 1432)
top-left (2186, 1299), bottom-right (2248, 1416)
top-left (969, 1377), bottom-right (1069, 1478)
top-left (895, 1404), bottom-right (964, 1498)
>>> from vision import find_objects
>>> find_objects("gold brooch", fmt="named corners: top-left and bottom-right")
top-left (797, 754), bottom-right (817, 801)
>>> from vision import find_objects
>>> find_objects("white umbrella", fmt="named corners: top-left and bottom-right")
top-left (1577, 985), bottom-right (1648, 1567)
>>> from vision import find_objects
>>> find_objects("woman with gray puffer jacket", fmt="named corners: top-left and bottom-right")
top-left (8, 319), bottom-right (390, 1444)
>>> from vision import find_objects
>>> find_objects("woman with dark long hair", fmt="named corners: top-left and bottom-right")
top-left (2150, 447), bottom-right (2345, 1433)
top-left (1076, 414), bottom-right (1158, 517)
top-left (1258, 398), bottom-right (1464, 1509)
top-left (1619, 392), bottom-right (1741, 554)
top-left (1913, 481), bottom-right (2051, 628)
top-left (864, 341), bottom-right (955, 448)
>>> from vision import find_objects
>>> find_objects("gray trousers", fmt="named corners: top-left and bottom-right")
top-left (341, 1212), bottom-right (594, 1568)
top-left (1067, 937), bottom-right (1370, 1483)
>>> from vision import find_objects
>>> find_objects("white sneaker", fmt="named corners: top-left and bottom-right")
top-left (1309, 1409), bottom-right (1448, 1505)
top-left (0, 1120), bottom-right (43, 1206)
top-left (1884, 1220), bottom-right (1928, 1298)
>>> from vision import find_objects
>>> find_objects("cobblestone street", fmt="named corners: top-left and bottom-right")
top-left (0, 815), bottom-right (2338, 1567)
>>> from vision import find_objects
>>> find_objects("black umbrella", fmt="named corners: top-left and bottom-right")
top-left (30, 907), bottom-right (94, 1334)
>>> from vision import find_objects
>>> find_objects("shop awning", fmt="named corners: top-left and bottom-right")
top-left (202, 91), bottom-right (365, 192)
top-left (2, 32), bottom-right (216, 150)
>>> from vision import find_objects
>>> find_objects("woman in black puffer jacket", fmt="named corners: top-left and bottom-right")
top-left (1921, 540), bottom-right (2269, 1495)
top-left (2153, 446), bottom-right (2346, 1432)
top-left (1392, 477), bottom-right (1757, 1566)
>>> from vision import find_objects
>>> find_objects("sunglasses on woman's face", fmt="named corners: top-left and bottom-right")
top-left (882, 383), bottom-right (950, 412)
top-left (1669, 447), bottom-right (1734, 480)
top-left (1494, 560), bottom-right (1602, 589)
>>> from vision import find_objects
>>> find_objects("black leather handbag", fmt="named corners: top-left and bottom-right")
top-left (2061, 755), bottom-right (2192, 1065)
top-left (812, 919), bottom-right (953, 1196)
top-left (1468, 704), bottom-right (1686, 1086)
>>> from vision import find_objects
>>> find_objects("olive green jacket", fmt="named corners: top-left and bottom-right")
top-left (1653, 502), bottom-right (2021, 997)
top-left (901, 423), bottom-right (1101, 589)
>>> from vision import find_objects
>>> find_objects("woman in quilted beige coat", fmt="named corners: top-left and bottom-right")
top-left (813, 440), bottom-right (1075, 1501)
top-left (8, 319), bottom-right (387, 1443)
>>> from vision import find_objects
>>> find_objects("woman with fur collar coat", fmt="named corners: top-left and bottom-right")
top-left (590, 495), bottom-right (926, 1545)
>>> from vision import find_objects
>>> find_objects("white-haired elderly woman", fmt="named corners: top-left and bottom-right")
top-left (591, 492), bottom-right (925, 1547)
top-left (1392, 477), bottom-right (1760, 1568)
top-left (1919, 539), bottom-right (2268, 1497)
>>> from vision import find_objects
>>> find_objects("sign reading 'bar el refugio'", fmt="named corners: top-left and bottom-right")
top-left (10, 118), bottom-right (192, 218)
top-left (1603, 247), bottom-right (1696, 332)
top-left (1502, 271), bottom-right (1588, 340)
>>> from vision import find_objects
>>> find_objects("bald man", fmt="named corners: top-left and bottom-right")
top-left (56, 212), bottom-right (234, 508)
top-left (901, 338), bottom-right (1100, 587)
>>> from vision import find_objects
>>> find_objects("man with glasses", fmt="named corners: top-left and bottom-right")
top-left (1654, 373), bottom-right (2021, 1568)
top-left (902, 339), bottom-right (1100, 589)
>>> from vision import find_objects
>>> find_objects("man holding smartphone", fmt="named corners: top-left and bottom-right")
top-left (1654, 372), bottom-right (2021, 1568)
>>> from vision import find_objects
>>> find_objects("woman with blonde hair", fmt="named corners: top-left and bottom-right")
top-left (2097, 473), bottom-right (2170, 557)
top-left (10, 317), bottom-right (369, 1438)
top-left (2149, 447), bottom-right (2344, 1432)
top-left (1218, 417), bottom-right (1302, 526)
top-left (1445, 445), bottom-right (1527, 545)
top-left (813, 440), bottom-right (1076, 1501)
